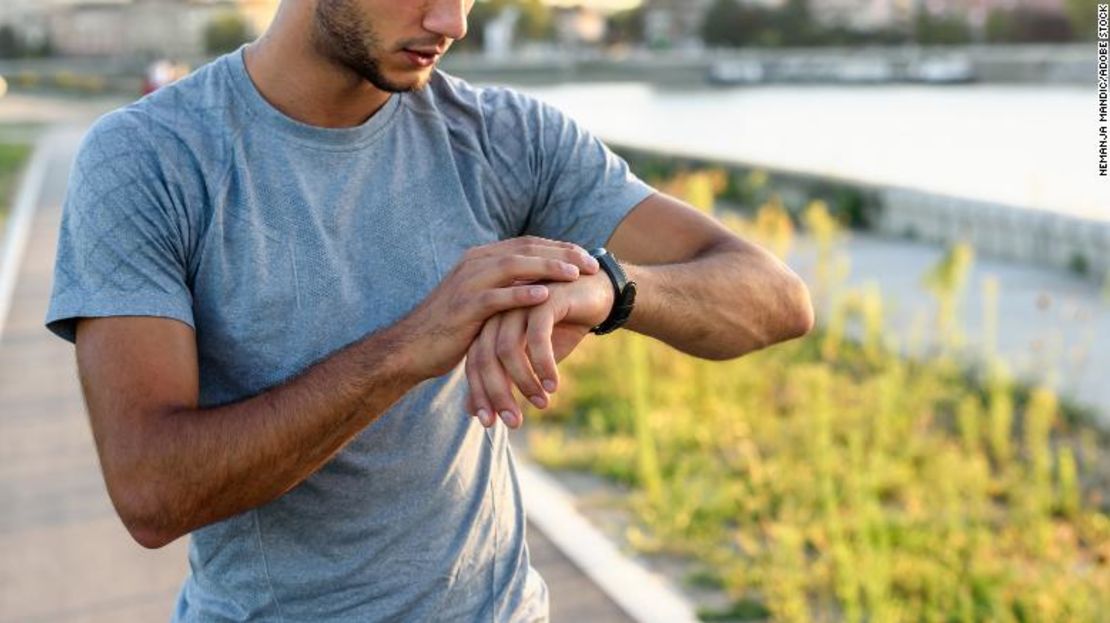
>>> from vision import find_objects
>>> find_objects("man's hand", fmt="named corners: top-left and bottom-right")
top-left (394, 237), bottom-right (601, 381)
top-left (73, 236), bottom-right (602, 549)
top-left (464, 270), bottom-right (615, 429)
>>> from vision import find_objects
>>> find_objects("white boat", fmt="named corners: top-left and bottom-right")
top-left (907, 56), bottom-right (976, 83)
top-left (834, 58), bottom-right (896, 83)
top-left (707, 59), bottom-right (765, 85)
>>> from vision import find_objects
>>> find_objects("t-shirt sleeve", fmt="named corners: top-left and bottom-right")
top-left (485, 89), bottom-right (655, 252)
top-left (45, 111), bottom-right (195, 344)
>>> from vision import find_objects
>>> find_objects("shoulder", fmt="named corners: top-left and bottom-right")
top-left (77, 54), bottom-right (244, 185)
top-left (407, 69), bottom-right (556, 131)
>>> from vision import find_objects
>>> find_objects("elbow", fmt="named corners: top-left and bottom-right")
top-left (127, 522), bottom-right (177, 550)
top-left (712, 272), bottom-right (815, 360)
top-left (784, 274), bottom-right (815, 339)
top-left (752, 271), bottom-right (814, 351)
top-left (109, 478), bottom-right (182, 549)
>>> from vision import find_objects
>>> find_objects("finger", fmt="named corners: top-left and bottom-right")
top-left (525, 305), bottom-right (560, 395)
top-left (474, 314), bottom-right (523, 428)
top-left (471, 254), bottom-right (582, 289)
top-left (465, 348), bottom-right (495, 427)
top-left (495, 309), bottom-right (548, 412)
top-left (469, 236), bottom-right (599, 274)
top-left (471, 284), bottom-right (552, 319)
top-left (470, 320), bottom-right (502, 428)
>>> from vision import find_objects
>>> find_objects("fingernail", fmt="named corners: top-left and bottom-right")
top-left (563, 263), bottom-right (579, 277)
top-left (477, 408), bottom-right (490, 426)
top-left (499, 410), bottom-right (515, 426)
top-left (530, 286), bottom-right (546, 298)
top-left (542, 379), bottom-right (556, 393)
top-left (529, 394), bottom-right (546, 409)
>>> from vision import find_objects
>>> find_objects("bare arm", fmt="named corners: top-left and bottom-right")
top-left (621, 239), bottom-right (813, 360)
top-left (464, 192), bottom-right (813, 427)
top-left (609, 192), bottom-right (814, 359)
top-left (76, 237), bottom-right (601, 549)
top-left (77, 316), bottom-right (420, 549)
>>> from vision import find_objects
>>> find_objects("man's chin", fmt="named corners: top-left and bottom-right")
top-left (367, 67), bottom-right (432, 93)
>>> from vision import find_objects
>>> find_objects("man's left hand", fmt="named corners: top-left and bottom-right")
top-left (463, 270), bottom-right (614, 429)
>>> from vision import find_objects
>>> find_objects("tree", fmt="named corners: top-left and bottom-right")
top-left (204, 12), bottom-right (252, 56)
top-left (511, 0), bottom-right (555, 41)
top-left (453, 0), bottom-right (554, 50)
top-left (0, 25), bottom-right (23, 59)
top-left (606, 6), bottom-right (646, 46)
top-left (702, 0), bottom-right (775, 47)
top-left (774, 0), bottom-right (818, 46)
top-left (1064, 0), bottom-right (1100, 39)
top-left (913, 10), bottom-right (973, 44)
top-left (453, 0), bottom-right (500, 51)
top-left (985, 7), bottom-right (1074, 42)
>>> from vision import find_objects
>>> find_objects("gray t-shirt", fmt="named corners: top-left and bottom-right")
top-left (45, 47), bottom-right (654, 621)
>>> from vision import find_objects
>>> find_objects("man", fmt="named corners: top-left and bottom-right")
top-left (44, 0), bottom-right (814, 620)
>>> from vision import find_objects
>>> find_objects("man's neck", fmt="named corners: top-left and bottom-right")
top-left (242, 10), bottom-right (392, 129)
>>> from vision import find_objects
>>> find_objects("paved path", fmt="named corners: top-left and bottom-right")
top-left (0, 118), bottom-right (633, 622)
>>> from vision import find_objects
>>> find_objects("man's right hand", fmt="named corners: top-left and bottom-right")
top-left (394, 236), bottom-right (601, 381)
top-left (72, 235), bottom-right (599, 548)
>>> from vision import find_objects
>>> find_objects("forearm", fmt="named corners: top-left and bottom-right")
top-left (622, 240), bottom-right (813, 359)
top-left (120, 323), bottom-right (421, 547)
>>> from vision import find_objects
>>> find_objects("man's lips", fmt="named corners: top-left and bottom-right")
top-left (402, 48), bottom-right (441, 67)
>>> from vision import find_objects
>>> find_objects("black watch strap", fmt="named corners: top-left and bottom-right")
top-left (589, 247), bottom-right (636, 335)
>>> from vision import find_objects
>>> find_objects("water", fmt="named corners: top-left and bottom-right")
top-left (509, 82), bottom-right (1107, 220)
top-left (503, 81), bottom-right (1110, 420)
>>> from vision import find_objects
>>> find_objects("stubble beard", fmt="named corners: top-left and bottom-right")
top-left (312, 0), bottom-right (428, 93)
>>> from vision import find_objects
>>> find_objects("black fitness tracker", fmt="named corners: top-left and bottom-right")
top-left (588, 247), bottom-right (636, 335)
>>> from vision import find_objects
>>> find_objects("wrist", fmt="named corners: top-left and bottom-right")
top-left (588, 247), bottom-right (637, 335)
top-left (585, 271), bottom-right (616, 328)
top-left (369, 320), bottom-right (431, 386)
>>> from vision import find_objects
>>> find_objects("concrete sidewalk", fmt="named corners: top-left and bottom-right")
top-left (0, 123), bottom-right (633, 622)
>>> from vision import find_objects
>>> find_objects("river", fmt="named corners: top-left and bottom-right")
top-left (505, 82), bottom-right (1106, 220)
top-left (501, 81), bottom-right (1110, 420)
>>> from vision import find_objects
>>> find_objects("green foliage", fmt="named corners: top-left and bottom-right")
top-left (1069, 252), bottom-right (1090, 276)
top-left (702, 0), bottom-right (909, 47)
top-left (0, 25), bottom-right (48, 58)
top-left (204, 12), bottom-right (253, 56)
top-left (697, 598), bottom-right (771, 621)
top-left (455, 1), bottom-right (500, 51)
top-left (0, 25), bottom-right (21, 59)
top-left (527, 169), bottom-right (1110, 621)
top-left (0, 141), bottom-right (32, 229)
top-left (456, 0), bottom-right (559, 50)
top-left (913, 10), bottom-right (974, 44)
top-left (606, 6), bottom-right (646, 46)
top-left (922, 242), bottom-right (974, 352)
top-left (1064, 0), bottom-right (1102, 39)
top-left (702, 0), bottom-right (775, 48)
top-left (613, 147), bottom-right (881, 231)
top-left (985, 7), bottom-right (1075, 43)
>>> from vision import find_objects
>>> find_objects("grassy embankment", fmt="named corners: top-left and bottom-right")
top-left (525, 168), bottom-right (1110, 622)
top-left (0, 139), bottom-right (32, 232)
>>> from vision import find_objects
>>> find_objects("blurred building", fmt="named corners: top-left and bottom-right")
top-left (810, 0), bottom-right (913, 30)
top-left (642, 0), bottom-right (716, 48)
top-left (4, 0), bottom-right (278, 58)
top-left (0, 0), bottom-right (51, 50)
top-left (554, 6), bottom-right (608, 47)
top-left (483, 6), bottom-right (519, 59)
